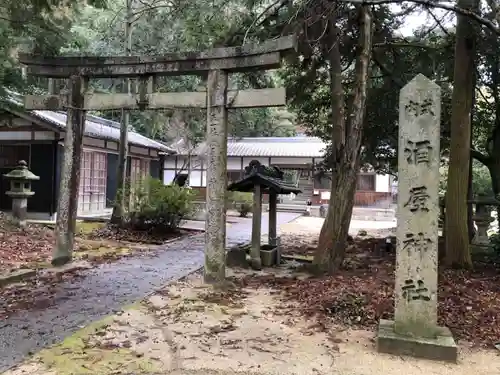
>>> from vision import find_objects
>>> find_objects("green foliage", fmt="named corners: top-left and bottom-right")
top-left (126, 177), bottom-right (196, 231)
top-left (472, 162), bottom-right (493, 197)
top-left (0, 0), bottom-right (106, 101)
top-left (60, 0), bottom-right (294, 142)
top-left (227, 191), bottom-right (253, 218)
top-left (439, 161), bottom-right (493, 198)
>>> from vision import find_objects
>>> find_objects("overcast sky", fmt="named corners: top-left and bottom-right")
top-left (393, 5), bottom-right (454, 37)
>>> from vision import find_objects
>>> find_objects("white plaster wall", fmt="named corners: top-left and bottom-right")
top-left (190, 170), bottom-right (203, 187)
top-left (164, 156), bottom-right (177, 168)
top-left (270, 156), bottom-right (317, 165)
top-left (163, 170), bottom-right (176, 184)
top-left (33, 131), bottom-right (56, 140)
top-left (190, 156), bottom-right (203, 170)
top-left (227, 157), bottom-right (243, 170)
top-left (164, 155), bottom-right (204, 170)
top-left (107, 141), bottom-right (119, 150)
top-left (130, 145), bottom-right (149, 156)
top-left (83, 137), bottom-right (106, 148)
top-left (0, 131), bottom-right (31, 140)
top-left (375, 174), bottom-right (390, 193)
top-left (242, 157), bottom-right (269, 166)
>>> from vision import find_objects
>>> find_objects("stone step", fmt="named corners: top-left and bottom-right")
top-left (275, 206), bottom-right (308, 214)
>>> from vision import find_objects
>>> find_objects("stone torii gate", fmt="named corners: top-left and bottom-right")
top-left (19, 36), bottom-right (296, 282)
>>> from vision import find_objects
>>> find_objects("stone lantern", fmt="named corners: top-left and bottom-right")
top-left (3, 160), bottom-right (39, 226)
top-left (472, 202), bottom-right (494, 246)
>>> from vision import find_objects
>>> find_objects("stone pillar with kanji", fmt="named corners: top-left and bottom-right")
top-left (376, 74), bottom-right (457, 362)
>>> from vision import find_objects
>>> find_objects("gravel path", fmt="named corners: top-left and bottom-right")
top-left (0, 212), bottom-right (300, 372)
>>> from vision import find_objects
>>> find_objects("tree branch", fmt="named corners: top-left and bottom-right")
top-left (373, 41), bottom-right (441, 49)
top-left (427, 8), bottom-right (452, 36)
top-left (471, 148), bottom-right (490, 165)
top-left (242, 0), bottom-right (290, 44)
top-left (371, 51), bottom-right (404, 87)
top-left (342, 0), bottom-right (500, 34)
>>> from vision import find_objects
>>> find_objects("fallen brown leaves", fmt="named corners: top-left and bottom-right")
top-left (0, 215), bottom-right (196, 319)
top-left (0, 213), bottom-right (197, 270)
top-left (0, 271), bottom-right (85, 320)
top-left (85, 224), bottom-right (195, 245)
top-left (0, 214), bottom-right (54, 269)
top-left (279, 234), bottom-right (318, 256)
top-left (236, 236), bottom-right (500, 348)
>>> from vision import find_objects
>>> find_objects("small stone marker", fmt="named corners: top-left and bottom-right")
top-left (377, 74), bottom-right (457, 362)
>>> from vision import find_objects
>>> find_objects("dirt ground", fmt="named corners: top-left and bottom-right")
top-left (279, 216), bottom-right (396, 238)
top-left (4, 216), bottom-right (499, 375)
top-left (5, 266), bottom-right (499, 375)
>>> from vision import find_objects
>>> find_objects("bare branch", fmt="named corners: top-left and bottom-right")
top-left (484, 0), bottom-right (500, 25)
top-left (373, 41), bottom-right (441, 48)
top-left (341, 0), bottom-right (500, 34)
top-left (130, 0), bottom-right (176, 21)
top-left (371, 52), bottom-right (404, 87)
top-left (242, 0), bottom-right (290, 45)
top-left (427, 8), bottom-right (452, 36)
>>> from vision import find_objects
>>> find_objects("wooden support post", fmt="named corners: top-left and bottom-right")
top-left (204, 69), bottom-right (229, 284)
top-left (52, 75), bottom-right (87, 266)
top-left (48, 78), bottom-right (55, 94)
top-left (251, 184), bottom-right (263, 270)
top-left (110, 83), bottom-right (130, 224)
top-left (269, 191), bottom-right (277, 247)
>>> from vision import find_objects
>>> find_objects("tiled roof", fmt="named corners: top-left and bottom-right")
top-left (228, 173), bottom-right (302, 194)
top-left (32, 111), bottom-right (175, 153)
top-left (3, 90), bottom-right (174, 153)
top-left (174, 136), bottom-right (327, 158)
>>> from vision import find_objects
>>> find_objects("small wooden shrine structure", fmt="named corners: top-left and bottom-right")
top-left (228, 160), bottom-right (301, 268)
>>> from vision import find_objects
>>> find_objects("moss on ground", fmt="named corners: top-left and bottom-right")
top-left (73, 245), bottom-right (132, 261)
top-left (281, 254), bottom-right (314, 262)
top-left (75, 221), bottom-right (106, 234)
top-left (35, 306), bottom-right (161, 375)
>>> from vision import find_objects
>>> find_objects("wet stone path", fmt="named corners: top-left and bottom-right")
top-left (0, 212), bottom-right (300, 371)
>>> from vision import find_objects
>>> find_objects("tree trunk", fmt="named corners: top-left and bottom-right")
top-left (314, 6), bottom-right (373, 274)
top-left (488, 122), bottom-right (500, 196)
top-left (487, 156), bottom-right (500, 197)
top-left (444, 0), bottom-right (478, 268)
top-left (467, 91), bottom-right (475, 242)
top-left (111, 0), bottom-right (132, 225)
top-left (467, 157), bottom-right (475, 242)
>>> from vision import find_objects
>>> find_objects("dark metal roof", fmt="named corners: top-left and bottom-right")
top-left (32, 110), bottom-right (174, 153)
top-left (172, 136), bottom-right (326, 158)
top-left (3, 90), bottom-right (175, 153)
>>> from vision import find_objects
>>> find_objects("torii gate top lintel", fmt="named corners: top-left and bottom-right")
top-left (19, 35), bottom-right (297, 78)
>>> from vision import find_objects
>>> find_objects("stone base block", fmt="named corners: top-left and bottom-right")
top-left (377, 319), bottom-right (457, 363)
top-left (260, 245), bottom-right (277, 267)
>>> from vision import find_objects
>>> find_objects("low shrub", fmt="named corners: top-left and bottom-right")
top-left (125, 177), bottom-right (196, 232)
top-left (227, 191), bottom-right (253, 217)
